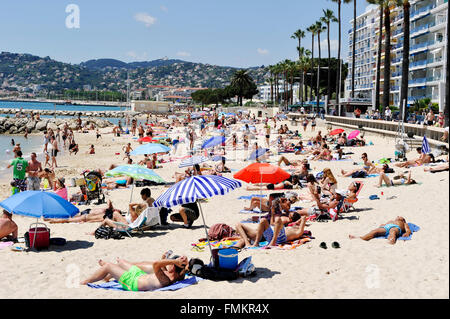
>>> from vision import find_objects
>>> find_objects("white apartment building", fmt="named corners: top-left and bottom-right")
top-left (345, 0), bottom-right (448, 111)
top-left (258, 82), bottom-right (300, 104)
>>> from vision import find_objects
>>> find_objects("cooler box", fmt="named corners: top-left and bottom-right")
top-left (28, 223), bottom-right (50, 250)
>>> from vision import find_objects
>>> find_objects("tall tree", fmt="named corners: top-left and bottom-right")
top-left (399, 0), bottom-right (410, 121)
top-left (291, 29), bottom-right (306, 59)
top-left (331, 0), bottom-right (352, 115)
top-left (368, 0), bottom-right (384, 112)
top-left (382, 0), bottom-right (394, 113)
top-left (307, 24), bottom-right (317, 102)
top-left (315, 21), bottom-right (326, 112)
top-left (351, 0), bottom-right (357, 98)
top-left (298, 56), bottom-right (311, 108)
top-left (446, 0), bottom-right (450, 127)
top-left (230, 69), bottom-right (254, 106)
top-left (321, 9), bottom-right (338, 111)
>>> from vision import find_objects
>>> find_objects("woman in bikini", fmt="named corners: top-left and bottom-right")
top-left (320, 168), bottom-right (337, 196)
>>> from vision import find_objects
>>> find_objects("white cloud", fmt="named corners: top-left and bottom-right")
top-left (160, 5), bottom-right (168, 12)
top-left (257, 48), bottom-right (269, 55)
top-left (126, 51), bottom-right (148, 60)
top-left (176, 51), bottom-right (191, 57)
top-left (134, 12), bottom-right (157, 27)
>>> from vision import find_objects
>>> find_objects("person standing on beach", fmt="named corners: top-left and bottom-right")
top-left (43, 131), bottom-right (49, 153)
top-left (49, 136), bottom-right (59, 169)
top-left (7, 151), bottom-right (28, 192)
top-left (27, 152), bottom-right (43, 191)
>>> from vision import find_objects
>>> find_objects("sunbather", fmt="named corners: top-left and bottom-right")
top-left (234, 215), bottom-right (307, 248)
top-left (341, 153), bottom-right (379, 177)
top-left (349, 216), bottom-right (411, 245)
top-left (377, 171), bottom-right (417, 187)
top-left (128, 188), bottom-right (155, 223)
top-left (80, 254), bottom-right (189, 291)
top-left (46, 200), bottom-right (121, 224)
top-left (395, 147), bottom-right (434, 168)
top-left (319, 168), bottom-right (337, 196)
top-left (246, 174), bottom-right (301, 191)
top-left (0, 210), bottom-right (18, 241)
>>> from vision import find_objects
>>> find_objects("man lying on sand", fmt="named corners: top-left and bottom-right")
top-left (80, 254), bottom-right (189, 291)
top-left (0, 210), bottom-right (18, 241)
top-left (349, 216), bottom-right (411, 245)
top-left (45, 200), bottom-right (121, 224)
top-left (377, 171), bottom-right (417, 187)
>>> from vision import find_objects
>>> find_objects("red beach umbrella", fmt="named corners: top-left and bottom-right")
top-left (138, 136), bottom-right (155, 143)
top-left (329, 128), bottom-right (345, 136)
top-left (233, 163), bottom-right (290, 185)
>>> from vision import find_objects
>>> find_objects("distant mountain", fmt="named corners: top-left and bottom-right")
top-left (80, 58), bottom-right (189, 70)
top-left (0, 52), bottom-right (269, 93)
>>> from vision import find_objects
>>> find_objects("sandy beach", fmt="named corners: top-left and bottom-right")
top-left (0, 116), bottom-right (448, 299)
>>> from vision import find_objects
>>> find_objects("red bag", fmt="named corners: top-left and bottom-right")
top-left (208, 223), bottom-right (234, 241)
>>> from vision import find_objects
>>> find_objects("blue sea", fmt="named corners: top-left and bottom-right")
top-left (0, 100), bottom-right (123, 112)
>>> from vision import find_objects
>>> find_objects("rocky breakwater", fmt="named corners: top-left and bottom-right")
top-left (0, 117), bottom-right (114, 134)
top-left (0, 108), bottom-right (143, 119)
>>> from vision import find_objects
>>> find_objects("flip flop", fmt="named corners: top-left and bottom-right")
top-left (319, 242), bottom-right (327, 249)
top-left (332, 242), bottom-right (340, 249)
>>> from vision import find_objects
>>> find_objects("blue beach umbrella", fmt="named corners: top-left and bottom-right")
top-left (422, 135), bottom-right (431, 154)
top-left (0, 191), bottom-right (79, 219)
top-left (179, 156), bottom-right (210, 168)
top-left (153, 175), bottom-right (242, 256)
top-left (130, 143), bottom-right (171, 155)
top-left (249, 148), bottom-right (269, 161)
top-left (201, 136), bottom-right (226, 149)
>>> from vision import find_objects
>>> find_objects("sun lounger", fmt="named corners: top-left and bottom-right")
top-left (343, 182), bottom-right (364, 213)
top-left (114, 207), bottom-right (161, 238)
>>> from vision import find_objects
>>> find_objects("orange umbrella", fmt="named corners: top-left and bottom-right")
top-left (233, 163), bottom-right (290, 185)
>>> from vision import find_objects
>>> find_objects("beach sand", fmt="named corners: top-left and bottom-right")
top-left (0, 118), bottom-right (448, 299)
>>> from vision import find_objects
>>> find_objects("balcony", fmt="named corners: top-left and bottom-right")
top-left (410, 4), bottom-right (435, 19)
top-left (409, 78), bottom-right (427, 85)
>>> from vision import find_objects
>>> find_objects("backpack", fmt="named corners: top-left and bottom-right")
top-left (208, 224), bottom-right (234, 241)
top-left (197, 265), bottom-right (239, 281)
top-left (94, 226), bottom-right (123, 240)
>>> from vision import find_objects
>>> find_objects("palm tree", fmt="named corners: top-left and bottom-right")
top-left (351, 0), bottom-right (357, 98)
top-left (399, 0), bottom-right (410, 121)
top-left (446, 0), bottom-right (450, 127)
top-left (321, 9), bottom-right (338, 111)
top-left (368, 0), bottom-right (384, 112)
top-left (331, 0), bottom-right (352, 115)
top-left (382, 0), bottom-right (395, 114)
top-left (307, 24), bottom-right (317, 102)
top-left (315, 21), bottom-right (326, 112)
top-left (298, 56), bottom-right (311, 107)
top-left (231, 69), bottom-right (253, 106)
top-left (291, 29), bottom-right (306, 59)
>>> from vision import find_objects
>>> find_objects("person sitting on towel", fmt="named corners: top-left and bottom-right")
top-left (80, 254), bottom-right (190, 291)
top-left (349, 216), bottom-right (412, 245)
top-left (0, 210), bottom-right (18, 242)
top-left (234, 214), bottom-right (308, 248)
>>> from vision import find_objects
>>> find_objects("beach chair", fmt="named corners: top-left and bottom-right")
top-left (343, 181), bottom-right (364, 213)
top-left (113, 208), bottom-right (161, 238)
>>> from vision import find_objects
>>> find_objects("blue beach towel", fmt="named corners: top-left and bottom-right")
top-left (87, 276), bottom-right (203, 292)
top-left (379, 223), bottom-right (420, 241)
top-left (238, 195), bottom-right (267, 200)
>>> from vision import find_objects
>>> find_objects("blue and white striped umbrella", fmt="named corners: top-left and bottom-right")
top-left (178, 156), bottom-right (210, 168)
top-left (422, 135), bottom-right (431, 154)
top-left (153, 175), bottom-right (242, 208)
top-left (201, 136), bottom-right (225, 149)
top-left (249, 148), bottom-right (269, 161)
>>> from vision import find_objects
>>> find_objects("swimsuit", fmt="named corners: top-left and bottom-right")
top-left (382, 224), bottom-right (402, 237)
top-left (119, 266), bottom-right (147, 291)
top-left (262, 225), bottom-right (287, 245)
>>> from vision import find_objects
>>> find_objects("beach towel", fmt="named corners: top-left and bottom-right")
top-left (87, 276), bottom-right (203, 292)
top-left (239, 209), bottom-right (265, 214)
top-left (0, 242), bottom-right (14, 250)
top-left (246, 237), bottom-right (312, 250)
top-left (237, 194), bottom-right (267, 200)
top-left (379, 223), bottom-right (420, 241)
top-left (192, 239), bottom-right (239, 250)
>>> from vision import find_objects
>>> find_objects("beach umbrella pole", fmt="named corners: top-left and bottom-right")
top-left (198, 201), bottom-right (213, 260)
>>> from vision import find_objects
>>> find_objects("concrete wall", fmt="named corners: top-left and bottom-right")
top-left (325, 115), bottom-right (447, 147)
top-left (131, 101), bottom-right (171, 113)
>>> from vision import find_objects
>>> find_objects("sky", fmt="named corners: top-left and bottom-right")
top-left (0, 0), bottom-right (369, 68)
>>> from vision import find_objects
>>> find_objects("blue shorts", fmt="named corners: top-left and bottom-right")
top-left (383, 224), bottom-right (402, 237)
top-left (263, 225), bottom-right (287, 245)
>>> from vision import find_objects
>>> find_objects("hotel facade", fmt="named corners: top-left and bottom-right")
top-left (344, 0), bottom-right (448, 111)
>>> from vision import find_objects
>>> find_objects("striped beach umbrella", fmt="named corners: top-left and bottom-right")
top-left (178, 156), bottom-right (210, 168)
top-left (201, 136), bottom-right (225, 149)
top-left (422, 135), bottom-right (431, 154)
top-left (153, 175), bottom-right (242, 256)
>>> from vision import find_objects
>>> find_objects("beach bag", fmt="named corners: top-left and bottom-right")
top-left (208, 223), bottom-right (234, 241)
top-left (95, 226), bottom-right (123, 240)
top-left (197, 265), bottom-right (239, 281)
top-left (351, 171), bottom-right (367, 178)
